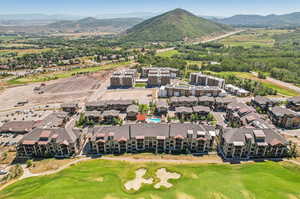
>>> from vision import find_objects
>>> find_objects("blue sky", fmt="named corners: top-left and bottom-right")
top-left (1, 0), bottom-right (300, 17)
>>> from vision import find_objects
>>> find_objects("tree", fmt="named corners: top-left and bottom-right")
top-left (26, 160), bottom-right (33, 168)
top-left (207, 113), bottom-right (214, 122)
top-left (139, 104), bottom-right (149, 114)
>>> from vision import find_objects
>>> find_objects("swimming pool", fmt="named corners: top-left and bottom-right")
top-left (146, 118), bottom-right (161, 123)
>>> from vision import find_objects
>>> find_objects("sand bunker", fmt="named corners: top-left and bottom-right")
top-left (124, 168), bottom-right (153, 191)
top-left (154, 168), bottom-right (181, 189)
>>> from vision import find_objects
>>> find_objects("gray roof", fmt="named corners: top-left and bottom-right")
top-left (198, 96), bottom-right (215, 102)
top-left (37, 112), bottom-right (68, 128)
top-left (0, 121), bottom-right (37, 133)
top-left (85, 111), bottom-right (102, 118)
top-left (20, 128), bottom-right (81, 145)
top-left (127, 105), bottom-right (139, 113)
top-left (215, 97), bottom-right (237, 104)
top-left (175, 107), bottom-right (193, 113)
top-left (288, 96), bottom-right (300, 104)
top-left (222, 128), bottom-right (288, 146)
top-left (253, 96), bottom-right (272, 105)
top-left (89, 123), bottom-right (215, 140)
top-left (193, 106), bottom-right (210, 113)
top-left (270, 106), bottom-right (299, 117)
top-left (170, 123), bottom-right (213, 138)
top-left (102, 110), bottom-right (120, 117)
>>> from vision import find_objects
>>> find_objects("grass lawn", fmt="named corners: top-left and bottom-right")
top-left (7, 61), bottom-right (132, 85)
top-left (134, 83), bottom-right (147, 88)
top-left (157, 50), bottom-right (179, 58)
top-left (1, 160), bottom-right (300, 199)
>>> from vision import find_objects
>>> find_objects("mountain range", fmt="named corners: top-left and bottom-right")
top-left (217, 12), bottom-right (300, 27)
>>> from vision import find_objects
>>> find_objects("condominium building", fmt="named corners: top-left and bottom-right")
top-left (190, 73), bottom-right (225, 89)
top-left (268, 106), bottom-right (300, 129)
top-left (141, 67), bottom-right (179, 78)
top-left (87, 123), bottom-right (216, 155)
top-left (287, 96), bottom-right (300, 111)
top-left (110, 69), bottom-right (137, 88)
top-left (160, 84), bottom-right (223, 98)
top-left (85, 100), bottom-right (133, 112)
top-left (219, 128), bottom-right (288, 160)
top-left (17, 128), bottom-right (85, 158)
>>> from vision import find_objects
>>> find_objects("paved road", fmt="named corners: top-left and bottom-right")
top-left (156, 29), bottom-right (246, 53)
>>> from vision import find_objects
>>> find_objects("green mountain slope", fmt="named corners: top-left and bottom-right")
top-left (124, 8), bottom-right (233, 42)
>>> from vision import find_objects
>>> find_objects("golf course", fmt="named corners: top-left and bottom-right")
top-left (1, 159), bottom-right (300, 199)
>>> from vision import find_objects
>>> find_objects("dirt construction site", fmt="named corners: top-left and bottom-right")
top-left (0, 70), bottom-right (114, 112)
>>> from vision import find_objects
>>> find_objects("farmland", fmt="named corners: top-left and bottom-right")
top-left (1, 160), bottom-right (300, 199)
top-left (219, 29), bottom-right (291, 48)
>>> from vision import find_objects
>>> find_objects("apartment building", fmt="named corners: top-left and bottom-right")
top-left (87, 123), bottom-right (216, 155)
top-left (190, 73), bottom-right (225, 89)
top-left (110, 69), bottom-right (137, 88)
top-left (17, 128), bottom-right (84, 158)
top-left (251, 96), bottom-right (275, 112)
top-left (268, 106), bottom-right (300, 129)
top-left (141, 67), bottom-right (179, 78)
top-left (225, 84), bottom-right (250, 97)
top-left (85, 100), bottom-right (133, 112)
top-left (219, 128), bottom-right (288, 160)
top-left (160, 84), bottom-right (223, 98)
top-left (148, 72), bottom-right (171, 87)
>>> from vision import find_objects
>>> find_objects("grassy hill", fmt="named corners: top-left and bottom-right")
top-left (218, 12), bottom-right (300, 27)
top-left (124, 8), bottom-right (233, 42)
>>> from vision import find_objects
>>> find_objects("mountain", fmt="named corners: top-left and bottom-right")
top-left (45, 17), bottom-right (144, 33)
top-left (0, 14), bottom-right (83, 21)
top-left (96, 12), bottom-right (160, 19)
top-left (124, 8), bottom-right (233, 42)
top-left (218, 12), bottom-right (300, 27)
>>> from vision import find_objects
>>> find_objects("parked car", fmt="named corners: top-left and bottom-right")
top-left (0, 170), bottom-right (8, 175)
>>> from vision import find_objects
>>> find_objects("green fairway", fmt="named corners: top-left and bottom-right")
top-left (1, 160), bottom-right (300, 199)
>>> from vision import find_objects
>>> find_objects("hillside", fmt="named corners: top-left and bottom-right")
top-left (218, 12), bottom-right (300, 27)
top-left (46, 17), bottom-right (143, 33)
top-left (124, 8), bottom-right (233, 42)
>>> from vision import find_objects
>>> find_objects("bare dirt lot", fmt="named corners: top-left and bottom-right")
top-left (42, 75), bottom-right (101, 94)
top-left (0, 74), bottom-right (105, 111)
top-left (101, 88), bottom-right (157, 104)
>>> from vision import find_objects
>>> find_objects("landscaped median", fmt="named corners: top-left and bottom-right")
top-left (6, 61), bottom-right (132, 86)
top-left (1, 159), bottom-right (300, 199)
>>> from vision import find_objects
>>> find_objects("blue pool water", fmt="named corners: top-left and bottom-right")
top-left (146, 118), bottom-right (161, 123)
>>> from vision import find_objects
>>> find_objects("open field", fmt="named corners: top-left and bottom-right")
top-left (1, 159), bottom-right (300, 199)
top-left (7, 61), bottom-right (132, 85)
top-left (157, 50), bottom-right (179, 58)
top-left (0, 48), bottom-right (52, 55)
top-left (219, 29), bottom-right (291, 48)
top-left (208, 71), bottom-right (300, 96)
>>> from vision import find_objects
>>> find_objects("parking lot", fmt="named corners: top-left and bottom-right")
top-left (0, 134), bottom-right (23, 147)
